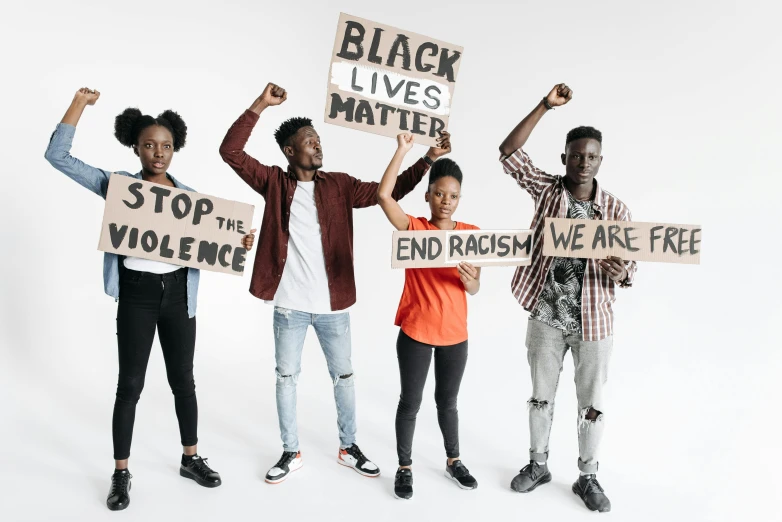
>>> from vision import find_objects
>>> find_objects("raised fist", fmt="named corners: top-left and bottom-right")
top-left (545, 83), bottom-right (572, 107)
top-left (74, 87), bottom-right (100, 106)
top-left (397, 132), bottom-right (414, 152)
top-left (259, 83), bottom-right (287, 107)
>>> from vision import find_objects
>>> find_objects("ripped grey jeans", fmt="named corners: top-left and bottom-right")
top-left (273, 307), bottom-right (356, 452)
top-left (525, 318), bottom-right (613, 474)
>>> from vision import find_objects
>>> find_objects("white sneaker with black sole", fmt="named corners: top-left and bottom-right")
top-left (445, 460), bottom-right (478, 490)
top-left (337, 444), bottom-right (380, 477)
top-left (265, 451), bottom-right (302, 484)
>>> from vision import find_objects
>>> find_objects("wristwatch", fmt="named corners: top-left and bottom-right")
top-left (423, 155), bottom-right (434, 166)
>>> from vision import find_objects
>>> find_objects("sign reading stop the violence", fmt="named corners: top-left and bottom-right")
top-left (544, 218), bottom-right (702, 264)
top-left (325, 12), bottom-right (464, 147)
top-left (98, 174), bottom-right (255, 275)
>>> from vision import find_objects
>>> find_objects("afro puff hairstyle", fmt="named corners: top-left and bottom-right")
top-left (274, 117), bottom-right (313, 150)
top-left (428, 158), bottom-right (463, 187)
top-left (565, 126), bottom-right (602, 146)
top-left (114, 108), bottom-right (188, 151)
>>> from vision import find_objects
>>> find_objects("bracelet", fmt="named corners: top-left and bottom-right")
top-left (542, 97), bottom-right (554, 110)
top-left (422, 155), bottom-right (434, 166)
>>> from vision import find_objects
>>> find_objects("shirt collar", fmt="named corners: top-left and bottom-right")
top-left (285, 167), bottom-right (325, 181)
top-left (560, 176), bottom-right (606, 210)
top-left (134, 171), bottom-right (185, 189)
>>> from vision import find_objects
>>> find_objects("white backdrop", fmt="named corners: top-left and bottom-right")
top-left (1, 1), bottom-right (780, 521)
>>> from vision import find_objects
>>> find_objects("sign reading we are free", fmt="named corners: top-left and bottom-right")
top-left (325, 12), bottom-right (464, 147)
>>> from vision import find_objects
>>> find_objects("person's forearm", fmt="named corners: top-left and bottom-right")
top-left (61, 97), bottom-right (88, 127)
top-left (248, 97), bottom-right (270, 116)
top-left (378, 149), bottom-right (408, 201)
top-left (499, 100), bottom-right (549, 157)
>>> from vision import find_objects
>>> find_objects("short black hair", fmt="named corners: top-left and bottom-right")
top-left (566, 126), bottom-right (602, 146)
top-left (428, 158), bottom-right (463, 187)
top-left (274, 117), bottom-right (313, 150)
top-left (114, 108), bottom-right (187, 151)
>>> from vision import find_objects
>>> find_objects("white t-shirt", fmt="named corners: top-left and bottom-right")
top-left (123, 256), bottom-right (181, 274)
top-left (267, 181), bottom-right (342, 314)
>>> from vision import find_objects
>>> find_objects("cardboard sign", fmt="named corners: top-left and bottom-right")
top-left (391, 230), bottom-right (532, 268)
top-left (325, 12), bottom-right (464, 147)
top-left (98, 174), bottom-right (255, 275)
top-left (543, 218), bottom-right (702, 264)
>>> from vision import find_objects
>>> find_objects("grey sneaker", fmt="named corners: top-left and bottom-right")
top-left (572, 474), bottom-right (611, 512)
top-left (510, 461), bottom-right (552, 492)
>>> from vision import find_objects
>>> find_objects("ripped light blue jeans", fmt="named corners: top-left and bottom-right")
top-left (273, 307), bottom-right (356, 452)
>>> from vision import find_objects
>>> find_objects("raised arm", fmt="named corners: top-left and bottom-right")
top-left (499, 83), bottom-right (572, 157)
top-left (219, 83), bottom-right (288, 196)
top-left (377, 134), bottom-right (416, 230)
top-left (44, 87), bottom-right (114, 198)
top-left (352, 131), bottom-right (451, 208)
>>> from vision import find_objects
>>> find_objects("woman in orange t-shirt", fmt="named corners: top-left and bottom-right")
top-left (377, 132), bottom-right (481, 500)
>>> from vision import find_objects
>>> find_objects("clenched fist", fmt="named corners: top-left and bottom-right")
top-left (545, 83), bottom-right (572, 108)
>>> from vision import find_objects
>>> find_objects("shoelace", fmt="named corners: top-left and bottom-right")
top-left (452, 461), bottom-right (471, 478)
top-left (519, 462), bottom-right (540, 479)
top-left (109, 471), bottom-right (132, 495)
top-left (274, 452), bottom-right (297, 469)
top-left (346, 444), bottom-right (367, 463)
top-left (188, 457), bottom-right (215, 477)
top-left (582, 476), bottom-right (605, 495)
top-left (396, 470), bottom-right (413, 486)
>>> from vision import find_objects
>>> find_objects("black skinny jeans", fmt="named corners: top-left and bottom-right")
top-left (113, 267), bottom-right (198, 460)
top-left (395, 329), bottom-right (468, 466)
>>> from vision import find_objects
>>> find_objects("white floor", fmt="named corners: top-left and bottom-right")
top-left (2, 285), bottom-right (779, 522)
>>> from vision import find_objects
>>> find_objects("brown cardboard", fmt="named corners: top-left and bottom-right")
top-left (98, 174), bottom-right (255, 275)
top-left (543, 218), bottom-right (702, 264)
top-left (325, 12), bottom-right (464, 147)
top-left (391, 230), bottom-right (533, 269)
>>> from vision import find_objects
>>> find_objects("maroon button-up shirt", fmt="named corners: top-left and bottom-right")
top-left (220, 110), bottom-right (430, 311)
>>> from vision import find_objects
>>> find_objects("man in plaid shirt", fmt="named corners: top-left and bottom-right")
top-left (499, 83), bottom-right (637, 513)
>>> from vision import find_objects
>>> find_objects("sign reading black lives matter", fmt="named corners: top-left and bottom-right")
top-left (325, 12), bottom-right (464, 147)
top-left (98, 174), bottom-right (255, 275)
top-left (391, 230), bottom-right (533, 269)
top-left (544, 218), bottom-right (702, 264)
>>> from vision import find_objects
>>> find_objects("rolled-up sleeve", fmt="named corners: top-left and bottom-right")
top-left (500, 147), bottom-right (558, 200)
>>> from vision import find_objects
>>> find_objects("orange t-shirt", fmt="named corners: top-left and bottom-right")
top-left (394, 215), bottom-right (480, 346)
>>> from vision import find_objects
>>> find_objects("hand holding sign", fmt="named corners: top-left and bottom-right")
top-left (426, 131), bottom-right (452, 160)
top-left (545, 83), bottom-right (573, 108)
top-left (598, 256), bottom-right (627, 282)
top-left (242, 229), bottom-right (257, 251)
top-left (74, 87), bottom-right (101, 106)
top-left (259, 83), bottom-right (288, 108)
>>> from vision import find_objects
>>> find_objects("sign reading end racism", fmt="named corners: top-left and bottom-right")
top-left (391, 230), bottom-right (532, 269)
top-left (98, 174), bottom-right (255, 275)
top-left (544, 218), bottom-right (702, 264)
top-left (325, 12), bottom-right (464, 147)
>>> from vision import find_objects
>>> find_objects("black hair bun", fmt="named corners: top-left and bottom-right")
top-left (158, 110), bottom-right (187, 151)
top-left (114, 107), bottom-right (143, 147)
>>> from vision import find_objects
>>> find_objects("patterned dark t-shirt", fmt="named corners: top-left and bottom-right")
top-left (531, 191), bottom-right (595, 333)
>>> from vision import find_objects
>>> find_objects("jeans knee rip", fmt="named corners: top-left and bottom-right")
top-left (578, 406), bottom-right (603, 430)
top-left (334, 373), bottom-right (354, 387)
top-left (275, 371), bottom-right (299, 385)
top-left (527, 398), bottom-right (550, 411)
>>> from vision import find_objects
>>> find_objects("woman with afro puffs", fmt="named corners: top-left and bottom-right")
top-left (44, 87), bottom-right (256, 511)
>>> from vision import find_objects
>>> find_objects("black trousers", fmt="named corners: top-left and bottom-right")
top-left (113, 267), bottom-right (197, 460)
top-left (395, 329), bottom-right (468, 466)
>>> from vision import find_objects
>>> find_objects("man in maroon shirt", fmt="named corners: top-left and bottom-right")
top-left (220, 82), bottom-right (451, 484)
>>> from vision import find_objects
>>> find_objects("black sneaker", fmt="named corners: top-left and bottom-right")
top-left (510, 461), bottom-right (552, 492)
top-left (265, 451), bottom-right (302, 484)
top-left (337, 444), bottom-right (380, 477)
top-left (106, 469), bottom-right (131, 511)
top-left (180, 454), bottom-right (222, 488)
top-left (445, 460), bottom-right (478, 490)
top-left (394, 468), bottom-right (414, 499)
top-left (572, 474), bottom-right (611, 512)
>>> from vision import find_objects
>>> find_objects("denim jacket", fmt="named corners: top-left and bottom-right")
top-left (44, 123), bottom-right (200, 317)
